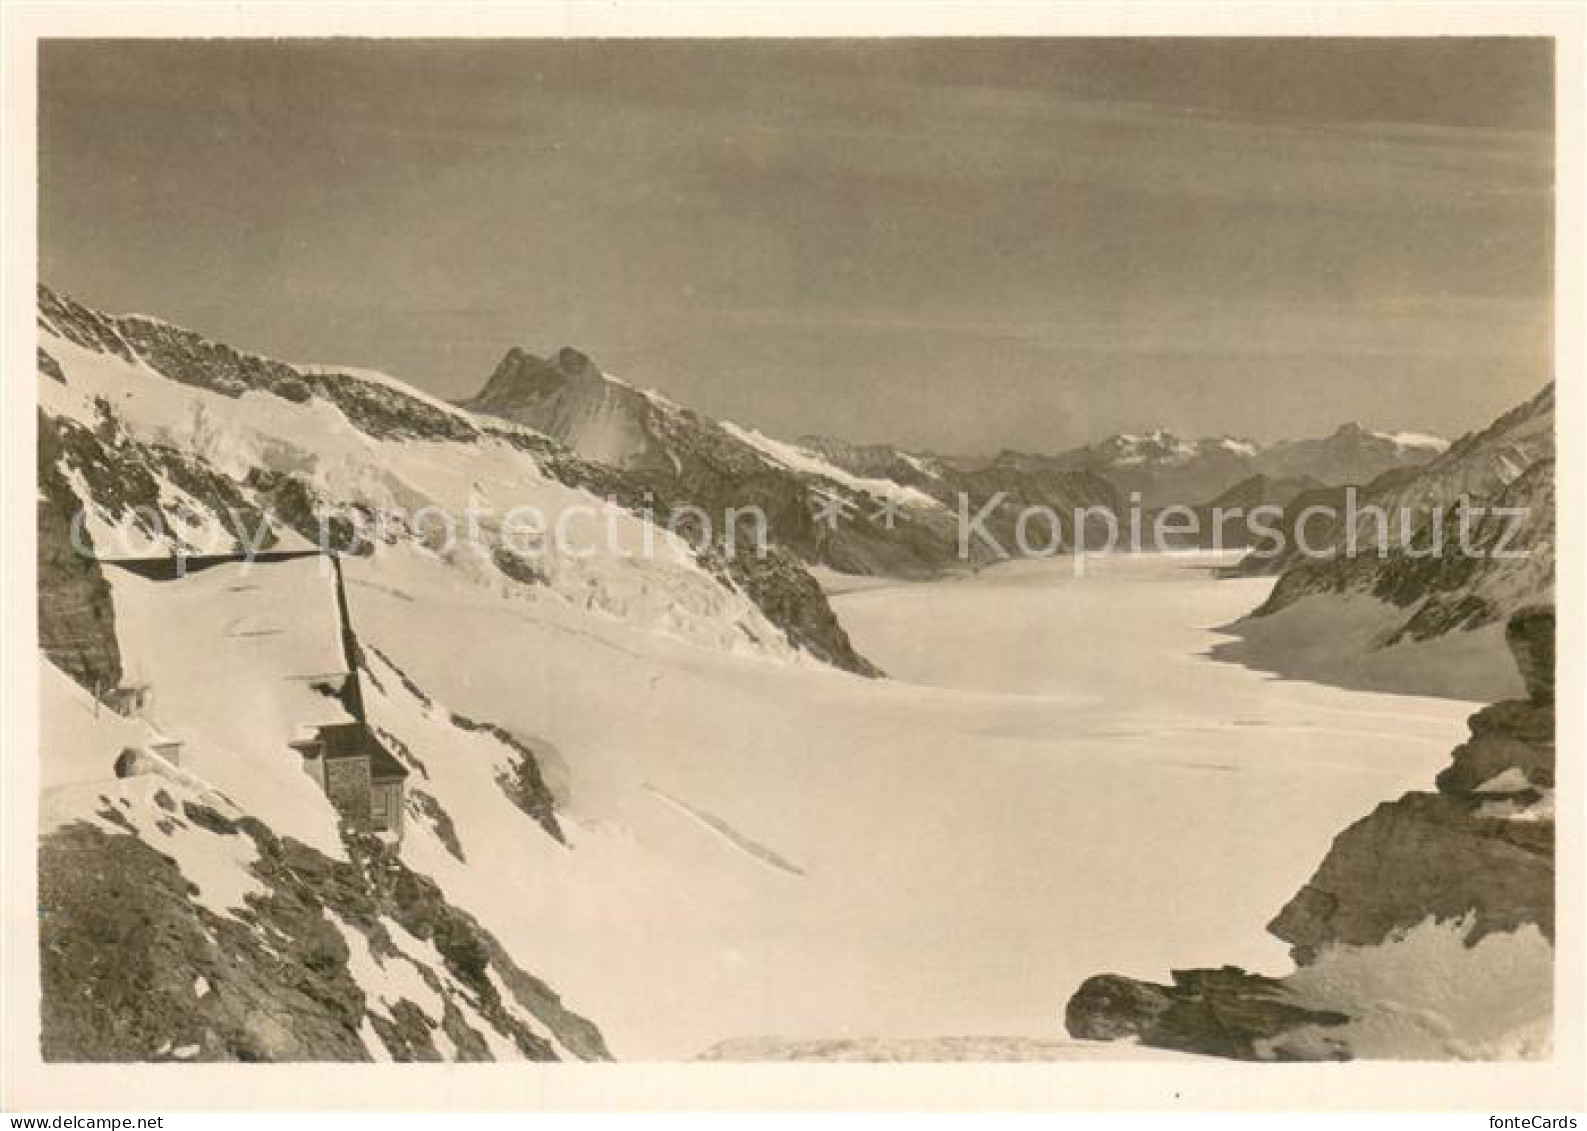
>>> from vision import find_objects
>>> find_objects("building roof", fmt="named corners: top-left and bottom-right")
top-left (317, 721), bottom-right (409, 781)
top-left (369, 741), bottom-right (410, 783)
top-left (99, 549), bottom-right (329, 581)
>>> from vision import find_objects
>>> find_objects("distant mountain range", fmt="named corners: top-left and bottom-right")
top-left (459, 344), bottom-right (1121, 576)
top-left (455, 341), bottom-right (1453, 572)
top-left (980, 423), bottom-right (1446, 510)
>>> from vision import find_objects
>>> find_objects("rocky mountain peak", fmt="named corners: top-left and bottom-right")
top-left (467, 344), bottom-right (609, 412)
top-left (553, 346), bottom-right (600, 378)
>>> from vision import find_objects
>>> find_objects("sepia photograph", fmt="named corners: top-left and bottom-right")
top-left (2, 2), bottom-right (1582, 1119)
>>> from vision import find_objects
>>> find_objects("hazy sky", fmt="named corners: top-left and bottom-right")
top-left (39, 39), bottom-right (1553, 452)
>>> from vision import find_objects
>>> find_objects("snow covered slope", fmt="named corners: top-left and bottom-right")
top-left (38, 652), bottom-right (609, 1062)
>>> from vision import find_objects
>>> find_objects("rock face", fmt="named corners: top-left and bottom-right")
top-left (1065, 968), bottom-right (1351, 1061)
top-left (1239, 383), bottom-right (1552, 581)
top-left (1268, 792), bottom-right (1552, 965)
top-left (463, 351), bottom-right (961, 577)
top-left (1506, 604), bottom-right (1555, 703)
top-left (462, 347), bottom-right (672, 471)
top-left (1064, 606), bottom-right (1555, 1060)
top-left (714, 544), bottom-right (883, 676)
top-left (37, 412), bottom-right (122, 694)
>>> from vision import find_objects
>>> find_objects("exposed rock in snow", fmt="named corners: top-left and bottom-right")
top-left (1270, 608), bottom-right (1555, 962)
top-left (721, 421), bottom-right (945, 512)
top-left (1066, 967), bottom-right (1352, 1061)
top-left (39, 810), bottom-right (609, 1062)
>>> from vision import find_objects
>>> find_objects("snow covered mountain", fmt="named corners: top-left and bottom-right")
top-left (30, 290), bottom-right (1170, 1061)
top-left (40, 562), bottom-right (609, 1062)
top-left (35, 285), bottom-right (911, 1060)
top-left (37, 287), bottom-right (871, 676)
top-left (452, 339), bottom-right (1453, 566)
top-left (1215, 383), bottom-right (1555, 701)
top-left (1256, 421), bottom-right (1450, 486)
top-left (457, 345), bottom-right (977, 577)
top-left (459, 345), bottom-right (680, 472)
top-left (988, 424), bottom-right (1445, 511)
top-left (459, 346), bottom-right (1129, 574)
top-left (979, 431), bottom-right (1257, 511)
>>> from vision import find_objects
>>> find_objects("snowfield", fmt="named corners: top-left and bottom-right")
top-left (105, 556), bottom-right (353, 855)
top-left (341, 549), bottom-right (1475, 1058)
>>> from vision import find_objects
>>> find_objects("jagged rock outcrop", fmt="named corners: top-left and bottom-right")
top-left (1065, 606), bottom-right (1555, 1060)
top-left (40, 820), bottom-right (369, 1062)
top-left (1246, 455), bottom-right (1554, 643)
top-left (462, 346), bottom-right (672, 471)
top-left (716, 543), bottom-right (881, 675)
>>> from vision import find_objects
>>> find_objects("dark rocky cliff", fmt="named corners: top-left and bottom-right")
top-left (37, 411), bottom-right (122, 694)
